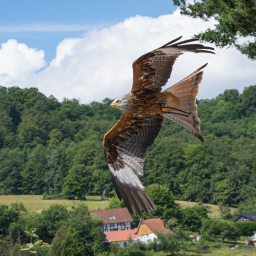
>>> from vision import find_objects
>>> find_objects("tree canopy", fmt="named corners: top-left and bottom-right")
top-left (1, 85), bottom-right (256, 207)
top-left (173, 0), bottom-right (256, 59)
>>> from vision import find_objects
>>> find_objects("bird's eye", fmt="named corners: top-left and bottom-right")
top-left (116, 100), bottom-right (121, 104)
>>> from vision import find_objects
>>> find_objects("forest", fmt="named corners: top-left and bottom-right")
top-left (0, 84), bottom-right (256, 206)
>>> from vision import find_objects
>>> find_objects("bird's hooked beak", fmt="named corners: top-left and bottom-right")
top-left (110, 102), bottom-right (120, 108)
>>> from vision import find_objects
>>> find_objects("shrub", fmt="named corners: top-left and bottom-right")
top-left (202, 219), bottom-right (240, 241)
top-left (234, 222), bottom-right (256, 236)
top-left (42, 193), bottom-right (66, 200)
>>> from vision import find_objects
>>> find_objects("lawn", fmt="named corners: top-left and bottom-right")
top-left (0, 195), bottom-right (109, 212)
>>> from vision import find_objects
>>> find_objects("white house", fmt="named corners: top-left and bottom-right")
top-left (135, 218), bottom-right (172, 244)
top-left (89, 208), bottom-right (133, 232)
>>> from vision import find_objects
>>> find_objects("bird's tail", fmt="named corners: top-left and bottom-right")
top-left (162, 63), bottom-right (207, 142)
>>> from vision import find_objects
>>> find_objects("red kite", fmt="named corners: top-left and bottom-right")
top-left (103, 36), bottom-right (214, 217)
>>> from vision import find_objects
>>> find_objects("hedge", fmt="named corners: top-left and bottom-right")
top-left (234, 222), bottom-right (256, 236)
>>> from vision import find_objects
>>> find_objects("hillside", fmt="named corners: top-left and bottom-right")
top-left (0, 85), bottom-right (256, 206)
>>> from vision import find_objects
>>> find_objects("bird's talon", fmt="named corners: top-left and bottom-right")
top-left (161, 102), bottom-right (169, 112)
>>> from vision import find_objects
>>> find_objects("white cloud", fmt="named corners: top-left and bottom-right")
top-left (0, 8), bottom-right (256, 103)
top-left (0, 39), bottom-right (46, 85)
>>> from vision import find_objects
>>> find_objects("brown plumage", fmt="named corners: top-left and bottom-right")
top-left (103, 36), bottom-right (214, 217)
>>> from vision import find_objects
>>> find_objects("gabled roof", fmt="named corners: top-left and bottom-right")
top-left (105, 229), bottom-right (138, 242)
top-left (89, 208), bottom-right (133, 224)
top-left (136, 218), bottom-right (172, 235)
top-left (233, 214), bottom-right (256, 222)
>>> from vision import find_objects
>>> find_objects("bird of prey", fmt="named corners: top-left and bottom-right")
top-left (103, 36), bottom-right (214, 217)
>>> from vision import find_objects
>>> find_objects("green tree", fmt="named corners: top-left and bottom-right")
top-left (23, 212), bottom-right (45, 240)
top-left (47, 129), bottom-right (63, 144)
top-left (153, 226), bottom-right (191, 255)
top-left (173, 0), bottom-right (256, 59)
top-left (52, 204), bottom-right (104, 256)
top-left (41, 204), bottom-right (69, 241)
top-left (180, 206), bottom-right (208, 231)
top-left (107, 196), bottom-right (125, 209)
top-left (242, 85), bottom-right (256, 116)
top-left (62, 164), bottom-right (93, 199)
top-left (202, 219), bottom-right (240, 241)
top-left (0, 205), bottom-right (10, 236)
top-left (146, 184), bottom-right (181, 220)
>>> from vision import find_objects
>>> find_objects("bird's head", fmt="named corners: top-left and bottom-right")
top-left (110, 94), bottom-right (131, 112)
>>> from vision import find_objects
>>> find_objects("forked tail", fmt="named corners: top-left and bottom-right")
top-left (162, 63), bottom-right (207, 142)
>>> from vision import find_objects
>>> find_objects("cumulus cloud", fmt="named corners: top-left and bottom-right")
top-left (0, 8), bottom-right (256, 103)
top-left (0, 39), bottom-right (46, 85)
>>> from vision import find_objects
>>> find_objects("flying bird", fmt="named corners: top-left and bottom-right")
top-left (103, 36), bottom-right (214, 217)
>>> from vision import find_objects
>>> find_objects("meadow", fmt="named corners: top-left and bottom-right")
top-left (175, 200), bottom-right (237, 218)
top-left (0, 195), bottom-right (236, 217)
top-left (0, 195), bottom-right (109, 212)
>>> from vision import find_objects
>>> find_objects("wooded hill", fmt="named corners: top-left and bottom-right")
top-left (0, 85), bottom-right (256, 206)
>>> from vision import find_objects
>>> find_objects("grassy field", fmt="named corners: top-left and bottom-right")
top-left (0, 195), bottom-right (109, 212)
top-left (153, 239), bottom-right (256, 256)
top-left (155, 249), bottom-right (256, 256)
top-left (175, 200), bottom-right (237, 218)
top-left (0, 195), bottom-right (236, 217)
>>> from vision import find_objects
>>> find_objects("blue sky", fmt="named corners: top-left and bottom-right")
top-left (1, 0), bottom-right (177, 63)
top-left (0, 0), bottom-right (255, 103)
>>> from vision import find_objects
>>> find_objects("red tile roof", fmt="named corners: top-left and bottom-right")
top-left (139, 218), bottom-right (172, 234)
top-left (105, 229), bottom-right (138, 242)
top-left (89, 208), bottom-right (133, 224)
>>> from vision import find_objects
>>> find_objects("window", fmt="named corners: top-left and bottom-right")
top-left (101, 217), bottom-right (104, 220)
top-left (126, 222), bottom-right (131, 230)
top-left (108, 216), bottom-right (116, 220)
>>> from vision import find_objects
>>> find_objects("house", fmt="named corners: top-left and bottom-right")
top-left (135, 218), bottom-right (172, 244)
top-left (189, 234), bottom-right (202, 242)
top-left (104, 229), bottom-right (138, 247)
top-left (89, 208), bottom-right (133, 232)
top-left (233, 214), bottom-right (256, 222)
top-left (249, 231), bottom-right (256, 246)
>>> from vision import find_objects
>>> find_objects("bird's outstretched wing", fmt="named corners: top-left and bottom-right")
top-left (103, 114), bottom-right (163, 217)
top-left (131, 36), bottom-right (214, 95)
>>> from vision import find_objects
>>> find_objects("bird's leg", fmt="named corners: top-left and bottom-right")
top-left (160, 101), bottom-right (190, 117)
top-left (161, 102), bottom-right (169, 112)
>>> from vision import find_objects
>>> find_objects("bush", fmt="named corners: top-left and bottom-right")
top-left (202, 219), bottom-right (240, 241)
top-left (42, 193), bottom-right (66, 200)
top-left (234, 222), bottom-right (256, 236)
top-left (151, 226), bottom-right (191, 254)
top-left (180, 206), bottom-right (209, 231)
top-left (23, 212), bottom-right (45, 240)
